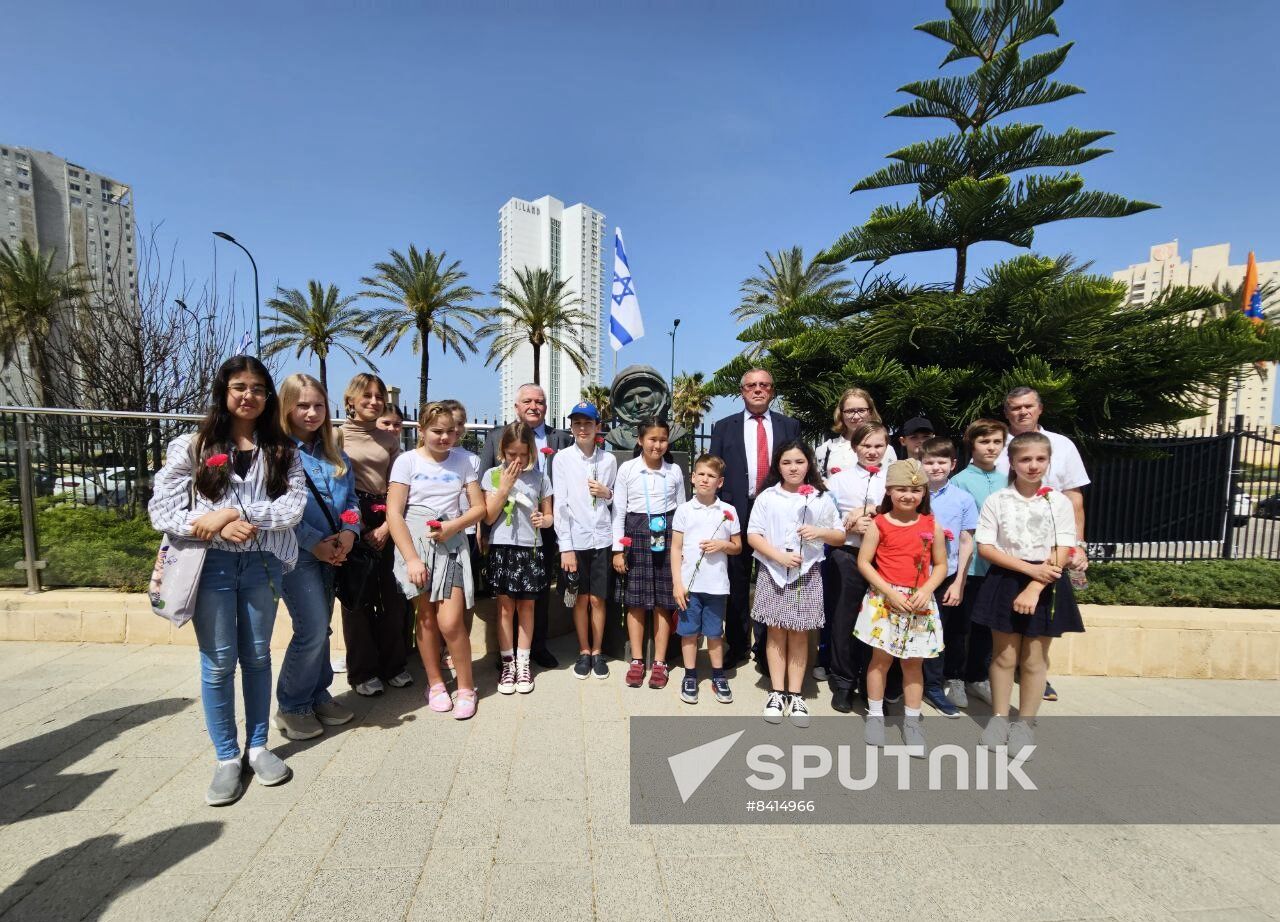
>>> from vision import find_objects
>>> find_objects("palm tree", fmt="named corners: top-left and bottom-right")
top-left (734, 247), bottom-right (852, 356)
top-left (0, 240), bottom-right (87, 405)
top-left (263, 280), bottom-right (374, 393)
top-left (672, 372), bottom-right (715, 433)
top-left (580, 383), bottom-right (612, 423)
top-left (479, 267), bottom-right (591, 386)
top-left (360, 246), bottom-right (483, 407)
top-left (1208, 275), bottom-right (1280, 430)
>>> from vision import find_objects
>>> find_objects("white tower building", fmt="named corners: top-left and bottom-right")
top-left (497, 195), bottom-right (606, 423)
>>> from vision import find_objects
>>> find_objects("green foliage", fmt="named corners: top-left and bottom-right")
top-left (263, 280), bottom-right (374, 392)
top-left (818, 0), bottom-right (1155, 291)
top-left (1077, 559), bottom-right (1280, 609)
top-left (712, 256), bottom-right (1280, 443)
top-left (0, 239), bottom-right (89, 404)
top-left (0, 506), bottom-right (157, 591)
top-left (580, 384), bottom-right (612, 423)
top-left (733, 248), bottom-right (852, 357)
top-left (478, 267), bottom-right (591, 387)
top-left (360, 246), bottom-right (484, 407)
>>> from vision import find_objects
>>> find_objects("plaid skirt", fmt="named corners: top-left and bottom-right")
top-left (486, 544), bottom-right (546, 599)
top-left (753, 565), bottom-right (825, 631)
top-left (622, 511), bottom-right (677, 611)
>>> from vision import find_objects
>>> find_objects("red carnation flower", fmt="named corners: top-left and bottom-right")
top-left (723, 510), bottom-right (734, 521)
top-left (1036, 486), bottom-right (1053, 497)
top-left (340, 510), bottom-right (360, 525)
top-left (943, 528), bottom-right (955, 541)
top-left (206, 453), bottom-right (229, 468)
top-left (866, 465), bottom-right (881, 475)
top-left (426, 519), bottom-right (442, 529)
top-left (829, 467), bottom-right (842, 475)
top-left (540, 447), bottom-right (555, 456)
top-left (1068, 547), bottom-right (1077, 559)
top-left (371, 503), bottom-right (387, 513)
top-left (798, 484), bottom-right (815, 496)
top-left (919, 531), bottom-right (933, 543)
top-left (619, 537), bottom-right (633, 548)
top-left (595, 436), bottom-right (605, 445)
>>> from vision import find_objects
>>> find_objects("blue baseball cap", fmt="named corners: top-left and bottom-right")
top-left (569, 401), bottom-right (600, 421)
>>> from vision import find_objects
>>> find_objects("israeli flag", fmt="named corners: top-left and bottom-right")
top-left (234, 331), bottom-right (253, 355)
top-left (610, 228), bottom-right (644, 350)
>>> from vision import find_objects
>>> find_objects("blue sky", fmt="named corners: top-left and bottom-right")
top-left (8, 0), bottom-right (1279, 423)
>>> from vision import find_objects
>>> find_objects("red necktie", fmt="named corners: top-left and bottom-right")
top-left (753, 414), bottom-right (769, 494)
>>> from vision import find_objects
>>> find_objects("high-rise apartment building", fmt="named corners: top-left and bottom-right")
top-left (497, 195), bottom-right (606, 422)
top-left (1, 142), bottom-right (136, 403)
top-left (1112, 241), bottom-right (1277, 431)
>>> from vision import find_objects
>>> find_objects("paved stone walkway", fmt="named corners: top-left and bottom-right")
top-left (0, 639), bottom-right (1278, 921)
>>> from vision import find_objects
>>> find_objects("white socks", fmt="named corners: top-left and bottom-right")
top-left (501, 648), bottom-right (514, 660)
top-left (867, 698), bottom-right (884, 717)
top-left (248, 746), bottom-right (266, 762)
top-left (516, 648), bottom-right (531, 665)
top-left (905, 706), bottom-right (921, 718)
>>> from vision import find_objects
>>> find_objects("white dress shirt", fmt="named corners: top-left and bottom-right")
top-left (611, 457), bottom-right (686, 551)
top-left (825, 464), bottom-right (887, 547)
top-left (742, 409), bottom-right (774, 498)
top-left (747, 484), bottom-right (840, 588)
top-left (553, 443), bottom-right (618, 551)
top-left (816, 437), bottom-right (897, 479)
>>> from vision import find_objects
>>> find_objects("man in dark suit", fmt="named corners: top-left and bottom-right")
top-left (480, 383), bottom-right (575, 667)
top-left (708, 368), bottom-right (802, 669)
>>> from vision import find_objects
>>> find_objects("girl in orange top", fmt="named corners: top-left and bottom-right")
top-left (855, 459), bottom-right (947, 753)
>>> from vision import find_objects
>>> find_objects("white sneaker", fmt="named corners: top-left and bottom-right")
top-left (498, 658), bottom-right (516, 695)
top-left (762, 691), bottom-right (786, 724)
top-left (515, 660), bottom-right (534, 694)
top-left (965, 680), bottom-right (993, 706)
top-left (788, 695), bottom-right (810, 729)
top-left (354, 678), bottom-right (384, 697)
top-left (331, 655), bottom-right (347, 674)
top-left (812, 665), bottom-right (829, 682)
top-left (387, 671), bottom-right (414, 688)
top-left (946, 679), bottom-right (968, 709)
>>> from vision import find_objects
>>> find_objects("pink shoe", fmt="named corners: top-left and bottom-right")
top-left (426, 683), bottom-right (452, 713)
top-left (453, 688), bottom-right (477, 720)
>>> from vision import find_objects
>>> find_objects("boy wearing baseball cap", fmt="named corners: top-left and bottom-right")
top-left (553, 401), bottom-right (617, 679)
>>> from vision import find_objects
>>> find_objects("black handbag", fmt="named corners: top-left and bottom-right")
top-left (302, 472), bottom-right (378, 611)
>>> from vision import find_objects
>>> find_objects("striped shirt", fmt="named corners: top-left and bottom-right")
top-left (149, 432), bottom-right (307, 571)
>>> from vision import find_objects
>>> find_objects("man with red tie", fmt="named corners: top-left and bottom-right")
top-left (708, 368), bottom-right (802, 670)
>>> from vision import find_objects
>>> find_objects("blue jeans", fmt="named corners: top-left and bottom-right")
top-left (277, 550), bottom-right (336, 715)
top-left (192, 548), bottom-right (283, 760)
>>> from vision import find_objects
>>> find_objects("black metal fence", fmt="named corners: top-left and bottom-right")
top-left (0, 405), bottom-right (1274, 591)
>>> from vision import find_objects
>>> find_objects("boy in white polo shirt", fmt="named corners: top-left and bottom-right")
top-left (671, 454), bottom-right (742, 704)
top-left (553, 401), bottom-right (617, 680)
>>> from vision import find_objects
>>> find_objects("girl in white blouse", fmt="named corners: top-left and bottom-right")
top-left (149, 356), bottom-right (305, 806)
top-left (612, 419), bottom-right (686, 691)
top-left (973, 431), bottom-right (1084, 758)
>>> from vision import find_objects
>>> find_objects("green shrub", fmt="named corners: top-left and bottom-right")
top-left (1077, 560), bottom-right (1280, 609)
top-left (0, 506), bottom-right (156, 591)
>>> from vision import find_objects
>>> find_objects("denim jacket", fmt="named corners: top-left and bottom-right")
top-left (294, 437), bottom-right (361, 554)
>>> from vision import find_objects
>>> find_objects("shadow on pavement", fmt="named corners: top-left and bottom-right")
top-left (0, 698), bottom-right (192, 820)
top-left (0, 822), bottom-right (223, 920)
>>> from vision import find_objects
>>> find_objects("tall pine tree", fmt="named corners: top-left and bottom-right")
top-left (818, 0), bottom-right (1156, 292)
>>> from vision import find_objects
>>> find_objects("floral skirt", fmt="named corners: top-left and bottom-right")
top-left (486, 544), bottom-right (546, 599)
top-left (853, 583), bottom-right (943, 659)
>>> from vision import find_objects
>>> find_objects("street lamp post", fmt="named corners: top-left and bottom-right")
top-left (667, 318), bottom-right (681, 386)
top-left (212, 231), bottom-right (260, 357)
